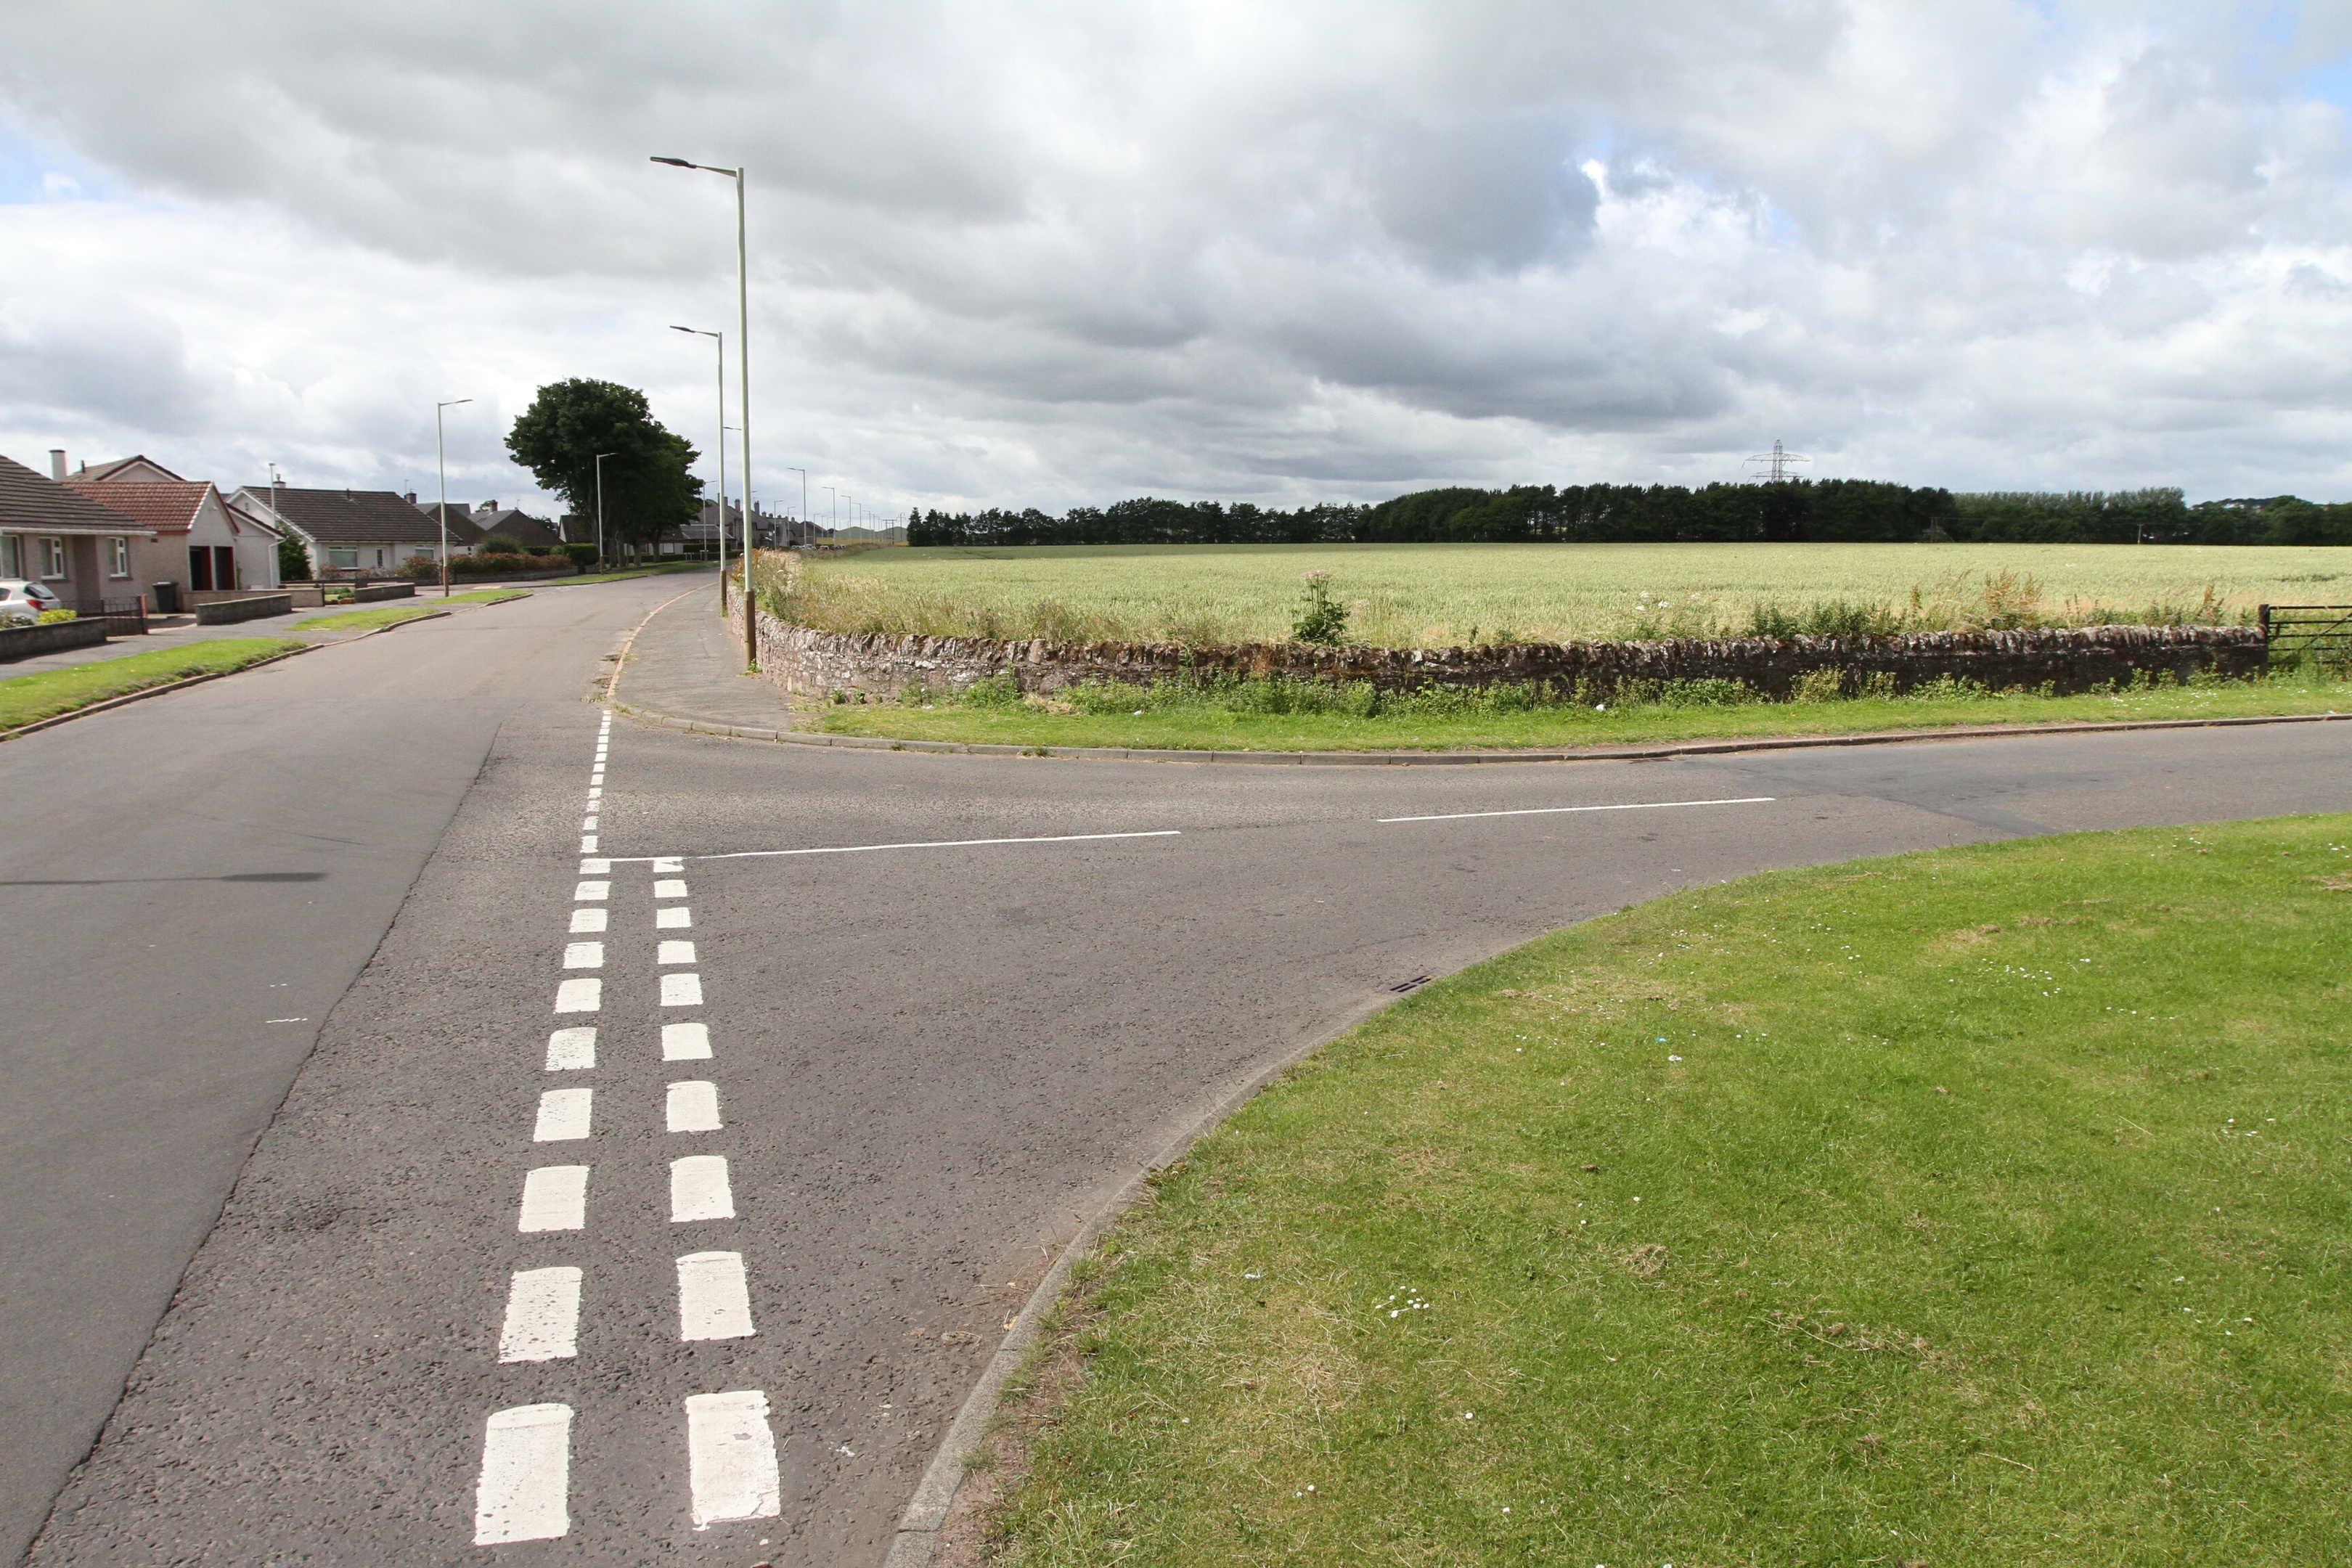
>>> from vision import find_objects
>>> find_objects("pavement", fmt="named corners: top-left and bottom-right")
top-left (613, 581), bottom-right (796, 732)
top-left (4, 575), bottom-right (2351, 1566)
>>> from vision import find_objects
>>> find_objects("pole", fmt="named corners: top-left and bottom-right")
top-left (436, 398), bottom-right (470, 599)
top-left (734, 169), bottom-right (756, 669)
top-left (595, 452), bottom-right (616, 567)
top-left (788, 467), bottom-right (807, 544)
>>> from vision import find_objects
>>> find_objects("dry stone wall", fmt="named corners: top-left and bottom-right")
top-left (738, 603), bottom-right (2264, 702)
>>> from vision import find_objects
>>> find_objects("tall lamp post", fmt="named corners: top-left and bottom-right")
top-left (594, 452), bottom-right (617, 565)
top-left (652, 154), bottom-right (755, 669)
top-left (823, 485), bottom-right (837, 541)
top-left (785, 466), bottom-right (807, 547)
top-left (436, 398), bottom-right (472, 599)
top-left (671, 324), bottom-right (729, 609)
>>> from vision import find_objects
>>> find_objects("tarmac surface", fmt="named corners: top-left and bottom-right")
top-left (5, 569), bottom-right (2351, 1565)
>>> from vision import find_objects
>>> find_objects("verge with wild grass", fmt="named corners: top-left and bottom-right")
top-left (979, 815), bottom-right (2352, 1566)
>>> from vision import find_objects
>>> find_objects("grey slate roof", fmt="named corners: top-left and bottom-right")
top-left (414, 501), bottom-right (562, 549)
top-left (0, 452), bottom-right (147, 536)
top-left (262, 486), bottom-right (446, 545)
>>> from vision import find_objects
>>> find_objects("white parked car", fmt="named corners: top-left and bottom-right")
top-left (0, 579), bottom-right (64, 626)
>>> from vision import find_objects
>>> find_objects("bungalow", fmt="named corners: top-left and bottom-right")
top-left (0, 452), bottom-right (147, 612)
top-left (62, 457), bottom-right (281, 595)
top-left (234, 485), bottom-right (450, 576)
top-left (410, 497), bottom-right (565, 552)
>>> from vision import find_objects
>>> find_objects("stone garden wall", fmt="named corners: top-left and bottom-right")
top-left (738, 603), bottom-right (2265, 702)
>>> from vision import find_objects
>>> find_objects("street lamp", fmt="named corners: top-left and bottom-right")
top-left (436, 398), bottom-right (472, 599)
top-left (785, 467), bottom-right (807, 547)
top-left (671, 324), bottom-right (729, 609)
top-left (594, 452), bottom-right (618, 565)
top-left (824, 484), bottom-right (837, 541)
top-left (653, 154), bottom-right (755, 669)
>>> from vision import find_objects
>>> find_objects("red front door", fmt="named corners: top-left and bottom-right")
top-left (214, 547), bottom-right (237, 589)
top-left (188, 546), bottom-right (213, 590)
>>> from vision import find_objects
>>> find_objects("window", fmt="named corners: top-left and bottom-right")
top-left (108, 537), bottom-right (131, 577)
top-left (327, 547), bottom-right (359, 570)
top-left (1, 535), bottom-right (18, 578)
top-left (372, 548), bottom-right (387, 567)
top-left (410, 543), bottom-right (438, 559)
top-left (40, 537), bottom-right (66, 579)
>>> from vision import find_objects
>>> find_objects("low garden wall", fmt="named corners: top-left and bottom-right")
top-left (738, 603), bottom-right (2266, 701)
top-left (195, 593), bottom-right (295, 626)
top-left (0, 618), bottom-right (109, 662)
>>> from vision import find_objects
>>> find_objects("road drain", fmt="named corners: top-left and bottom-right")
top-left (1386, 974), bottom-right (1434, 994)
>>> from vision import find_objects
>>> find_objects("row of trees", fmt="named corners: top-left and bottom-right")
top-left (908, 481), bottom-right (2352, 548)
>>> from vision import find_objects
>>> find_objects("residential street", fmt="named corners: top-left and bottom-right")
top-left (7, 576), bottom-right (2351, 1566)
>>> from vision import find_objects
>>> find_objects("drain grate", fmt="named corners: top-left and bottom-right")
top-left (1386, 973), bottom-right (1435, 994)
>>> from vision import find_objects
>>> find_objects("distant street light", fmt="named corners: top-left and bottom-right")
top-left (436, 398), bottom-right (473, 599)
top-left (824, 485), bottom-right (837, 540)
top-left (653, 154), bottom-right (756, 669)
top-left (671, 324), bottom-right (730, 608)
top-left (786, 466), bottom-right (807, 546)
top-left (594, 452), bottom-right (618, 565)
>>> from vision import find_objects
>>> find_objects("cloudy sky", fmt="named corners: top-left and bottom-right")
top-left (4, 1), bottom-right (2350, 520)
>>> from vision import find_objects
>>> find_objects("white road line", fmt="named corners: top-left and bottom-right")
top-left (580, 836), bottom-right (598, 853)
top-left (562, 941), bottom-right (605, 970)
top-left (579, 857), bottom-right (611, 875)
top-left (677, 1251), bottom-right (754, 1341)
top-left (663, 1022), bottom-right (713, 1061)
top-left (587, 786), bottom-right (602, 801)
top-left (569, 907), bottom-right (608, 934)
top-left (661, 973), bottom-right (705, 1007)
top-left (519, 1166), bottom-right (590, 1231)
top-left (545, 1027), bottom-right (596, 1071)
top-left (656, 906), bottom-right (693, 929)
top-left (534, 1088), bottom-right (594, 1141)
top-left (654, 878), bottom-right (689, 899)
top-left (581, 816), bottom-right (598, 830)
top-left (497, 1267), bottom-right (583, 1362)
top-left (553, 978), bottom-right (601, 1013)
top-left (573, 879), bottom-right (610, 902)
top-left (1376, 794), bottom-right (1777, 825)
top-left (700, 828), bottom-right (1183, 862)
top-left (684, 1390), bottom-right (780, 1527)
top-left (658, 939), bottom-right (698, 965)
top-left (475, 1403), bottom-right (573, 1543)
top-left (653, 857), bottom-right (684, 873)
top-left (666, 1080), bottom-right (722, 1132)
top-left (670, 1156), bottom-right (735, 1221)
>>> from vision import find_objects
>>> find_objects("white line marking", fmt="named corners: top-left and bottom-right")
top-left (670, 1155), bottom-right (734, 1221)
top-left (654, 878), bottom-right (689, 899)
top-left (656, 906), bottom-right (693, 929)
top-left (653, 857), bottom-right (685, 873)
top-left (699, 829), bottom-right (1182, 862)
top-left (264, 1016), bottom-right (309, 1024)
top-left (661, 973), bottom-right (705, 1007)
top-left (1376, 795), bottom-right (1778, 824)
top-left (497, 1267), bottom-right (583, 1362)
top-left (519, 1166), bottom-right (589, 1231)
top-left (658, 939), bottom-right (698, 965)
top-left (587, 786), bottom-right (603, 800)
top-left (545, 1027), bottom-right (596, 1071)
top-left (581, 816), bottom-right (598, 830)
top-left (667, 1080), bottom-right (722, 1132)
top-left (663, 1021), bottom-right (713, 1061)
top-left (573, 880), bottom-right (609, 902)
top-left (579, 836), bottom-right (598, 853)
top-left (553, 978), bottom-right (601, 1013)
top-left (475, 1403), bottom-right (572, 1543)
top-left (563, 941), bottom-right (605, 970)
top-left (677, 1251), bottom-right (754, 1341)
top-left (534, 1088), bottom-right (593, 1141)
top-left (685, 1389), bottom-right (780, 1527)
top-left (579, 857), bottom-right (611, 875)
top-left (569, 907), bottom-right (608, 934)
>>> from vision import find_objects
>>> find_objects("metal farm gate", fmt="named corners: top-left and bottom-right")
top-left (2258, 604), bottom-right (2352, 669)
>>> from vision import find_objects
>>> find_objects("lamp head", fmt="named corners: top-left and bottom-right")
top-left (650, 156), bottom-right (695, 168)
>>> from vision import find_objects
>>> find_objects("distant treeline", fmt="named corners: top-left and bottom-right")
top-left (907, 482), bottom-right (2352, 547)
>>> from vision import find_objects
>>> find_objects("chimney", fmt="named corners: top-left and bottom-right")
top-left (49, 449), bottom-right (65, 481)
top-left (479, 500), bottom-right (498, 514)
top-left (404, 491), bottom-right (417, 505)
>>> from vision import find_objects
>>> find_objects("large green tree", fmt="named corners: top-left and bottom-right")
top-left (507, 378), bottom-right (703, 554)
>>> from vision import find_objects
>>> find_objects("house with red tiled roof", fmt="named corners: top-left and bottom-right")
top-left (0, 452), bottom-right (149, 612)
top-left (62, 460), bottom-right (282, 597)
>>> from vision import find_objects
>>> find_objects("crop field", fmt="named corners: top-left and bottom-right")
top-left (784, 542), bottom-right (2352, 648)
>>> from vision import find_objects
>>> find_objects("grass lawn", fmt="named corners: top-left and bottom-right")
top-left (0, 638), bottom-right (306, 731)
top-left (293, 589), bottom-right (524, 632)
top-left (991, 815), bottom-right (2352, 1566)
top-left (786, 542), bottom-right (2352, 647)
top-left (816, 668), bottom-right (2352, 751)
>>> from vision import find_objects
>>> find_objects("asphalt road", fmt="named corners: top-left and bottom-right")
top-left (7, 577), bottom-right (2351, 1565)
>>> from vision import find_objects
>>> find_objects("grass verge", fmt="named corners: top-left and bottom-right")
top-left (293, 589), bottom-right (523, 632)
top-left (816, 669), bottom-right (2351, 751)
top-left (0, 638), bottom-right (306, 731)
top-left (989, 815), bottom-right (2352, 1566)
top-left (560, 562), bottom-right (716, 586)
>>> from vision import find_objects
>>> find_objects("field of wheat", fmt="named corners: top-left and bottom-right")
top-left (769, 542), bottom-right (2351, 648)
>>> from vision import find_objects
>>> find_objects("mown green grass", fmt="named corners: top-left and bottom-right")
top-left (995, 816), bottom-right (2352, 1566)
top-left (0, 638), bottom-right (306, 731)
top-left (817, 667), bottom-right (2352, 751)
top-left (293, 589), bottom-right (524, 632)
top-left (791, 542), bottom-right (2352, 647)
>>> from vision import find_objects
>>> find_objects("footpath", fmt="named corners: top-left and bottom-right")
top-left (611, 584), bottom-right (799, 733)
